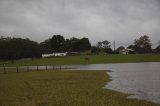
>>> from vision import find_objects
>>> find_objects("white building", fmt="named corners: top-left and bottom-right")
top-left (42, 52), bottom-right (67, 58)
top-left (120, 49), bottom-right (134, 54)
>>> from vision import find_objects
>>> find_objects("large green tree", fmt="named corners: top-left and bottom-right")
top-left (77, 38), bottom-right (91, 51)
top-left (134, 35), bottom-right (152, 53)
top-left (67, 37), bottom-right (80, 52)
top-left (40, 39), bottom-right (52, 54)
top-left (96, 40), bottom-right (112, 53)
top-left (50, 35), bottom-right (65, 52)
top-left (64, 37), bottom-right (91, 52)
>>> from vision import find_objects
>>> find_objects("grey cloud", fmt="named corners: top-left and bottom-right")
top-left (0, 0), bottom-right (160, 48)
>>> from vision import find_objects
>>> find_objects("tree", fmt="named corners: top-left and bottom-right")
top-left (97, 42), bottom-right (103, 48)
top-left (63, 38), bottom-right (72, 52)
top-left (40, 39), bottom-right (52, 54)
top-left (154, 41), bottom-right (160, 54)
top-left (102, 40), bottom-right (111, 48)
top-left (104, 47), bottom-right (112, 53)
top-left (68, 37), bottom-right (80, 52)
top-left (40, 36), bottom-right (91, 53)
top-left (102, 40), bottom-right (112, 53)
top-left (96, 40), bottom-right (112, 54)
top-left (91, 46), bottom-right (101, 54)
top-left (50, 35), bottom-right (65, 52)
top-left (77, 37), bottom-right (91, 51)
top-left (127, 45), bottom-right (135, 50)
top-left (0, 37), bottom-right (41, 60)
top-left (0, 35), bottom-right (92, 60)
top-left (134, 35), bottom-right (152, 53)
top-left (154, 45), bottom-right (160, 54)
top-left (116, 46), bottom-right (125, 52)
top-left (64, 37), bottom-right (91, 52)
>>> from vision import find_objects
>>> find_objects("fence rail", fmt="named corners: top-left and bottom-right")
top-left (0, 65), bottom-right (69, 74)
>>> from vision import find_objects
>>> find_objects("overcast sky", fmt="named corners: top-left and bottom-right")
top-left (0, 0), bottom-right (160, 48)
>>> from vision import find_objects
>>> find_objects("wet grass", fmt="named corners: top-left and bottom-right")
top-left (1, 54), bottom-right (160, 67)
top-left (0, 70), bottom-right (159, 106)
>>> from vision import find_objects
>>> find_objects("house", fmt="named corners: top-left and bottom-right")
top-left (119, 48), bottom-right (134, 54)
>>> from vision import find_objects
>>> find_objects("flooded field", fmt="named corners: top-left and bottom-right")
top-left (1, 62), bottom-right (160, 104)
top-left (67, 62), bottom-right (160, 104)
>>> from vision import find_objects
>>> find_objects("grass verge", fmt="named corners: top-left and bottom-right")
top-left (0, 70), bottom-right (159, 106)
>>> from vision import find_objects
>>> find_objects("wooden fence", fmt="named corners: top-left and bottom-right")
top-left (0, 65), bottom-right (68, 74)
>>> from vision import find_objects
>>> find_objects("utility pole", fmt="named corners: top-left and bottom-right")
top-left (114, 41), bottom-right (116, 52)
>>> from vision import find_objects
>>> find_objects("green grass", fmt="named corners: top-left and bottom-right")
top-left (1, 54), bottom-right (160, 66)
top-left (0, 70), bottom-right (159, 106)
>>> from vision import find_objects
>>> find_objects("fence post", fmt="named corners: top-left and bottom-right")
top-left (27, 66), bottom-right (29, 72)
top-left (17, 66), bottom-right (19, 73)
top-left (60, 66), bottom-right (61, 70)
top-left (37, 65), bottom-right (38, 71)
top-left (46, 65), bottom-right (47, 70)
top-left (53, 66), bottom-right (54, 70)
top-left (4, 65), bottom-right (6, 74)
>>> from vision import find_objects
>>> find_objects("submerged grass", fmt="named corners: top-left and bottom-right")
top-left (0, 70), bottom-right (159, 106)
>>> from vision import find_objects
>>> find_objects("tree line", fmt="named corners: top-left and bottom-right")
top-left (117, 35), bottom-right (160, 54)
top-left (0, 35), bottom-right (160, 60)
top-left (0, 35), bottom-right (91, 60)
top-left (92, 35), bottom-right (160, 54)
top-left (40, 35), bottom-right (91, 54)
top-left (0, 37), bottom-right (41, 60)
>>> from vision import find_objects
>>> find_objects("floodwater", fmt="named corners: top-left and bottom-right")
top-left (106, 62), bottom-right (160, 104)
top-left (67, 62), bottom-right (160, 104)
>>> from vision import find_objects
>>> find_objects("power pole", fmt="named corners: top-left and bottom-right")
top-left (114, 40), bottom-right (115, 52)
